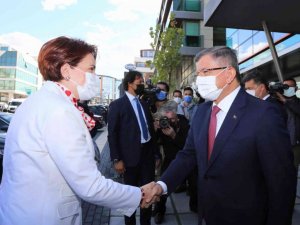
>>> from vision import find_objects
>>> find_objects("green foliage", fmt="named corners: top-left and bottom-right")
top-left (149, 13), bottom-right (184, 85)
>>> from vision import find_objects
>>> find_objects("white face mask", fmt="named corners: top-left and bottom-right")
top-left (196, 71), bottom-right (228, 101)
top-left (70, 68), bottom-right (99, 100)
top-left (283, 87), bottom-right (296, 97)
top-left (173, 97), bottom-right (182, 104)
top-left (246, 89), bottom-right (256, 97)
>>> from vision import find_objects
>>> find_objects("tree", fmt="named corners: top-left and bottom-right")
top-left (149, 13), bottom-right (184, 88)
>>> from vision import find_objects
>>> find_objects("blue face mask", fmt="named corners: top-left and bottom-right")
top-left (183, 95), bottom-right (192, 103)
top-left (156, 91), bottom-right (167, 101)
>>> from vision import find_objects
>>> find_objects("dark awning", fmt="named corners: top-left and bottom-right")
top-left (204, 0), bottom-right (300, 34)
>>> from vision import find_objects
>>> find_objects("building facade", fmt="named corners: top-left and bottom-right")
top-left (226, 30), bottom-right (300, 82)
top-left (0, 45), bottom-right (41, 102)
top-left (98, 75), bottom-right (121, 104)
top-left (134, 49), bottom-right (155, 84)
top-left (155, 0), bottom-right (226, 89)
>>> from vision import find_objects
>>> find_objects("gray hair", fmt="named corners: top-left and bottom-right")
top-left (157, 100), bottom-right (178, 117)
top-left (194, 46), bottom-right (241, 82)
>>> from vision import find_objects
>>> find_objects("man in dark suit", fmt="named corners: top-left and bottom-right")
top-left (107, 70), bottom-right (159, 225)
top-left (143, 47), bottom-right (297, 225)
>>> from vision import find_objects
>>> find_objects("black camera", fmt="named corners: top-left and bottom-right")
top-left (141, 80), bottom-right (161, 106)
top-left (159, 116), bottom-right (170, 129)
top-left (269, 82), bottom-right (289, 94)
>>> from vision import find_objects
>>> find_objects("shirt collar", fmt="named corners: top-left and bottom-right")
top-left (213, 86), bottom-right (241, 113)
top-left (125, 91), bottom-right (137, 102)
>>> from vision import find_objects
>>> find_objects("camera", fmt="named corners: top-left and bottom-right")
top-left (141, 79), bottom-right (161, 106)
top-left (269, 82), bottom-right (289, 94)
top-left (159, 116), bottom-right (170, 129)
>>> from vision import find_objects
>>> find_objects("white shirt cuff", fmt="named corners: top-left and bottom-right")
top-left (157, 181), bottom-right (168, 195)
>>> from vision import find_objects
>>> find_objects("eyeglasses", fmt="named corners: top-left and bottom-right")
top-left (197, 66), bottom-right (228, 76)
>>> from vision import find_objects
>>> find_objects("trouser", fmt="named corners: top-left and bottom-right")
top-left (293, 144), bottom-right (300, 169)
top-left (123, 143), bottom-right (155, 225)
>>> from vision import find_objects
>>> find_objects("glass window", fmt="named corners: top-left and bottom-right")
top-left (226, 28), bottom-right (238, 38)
top-left (238, 29), bottom-right (253, 45)
top-left (185, 22), bottom-right (199, 36)
top-left (273, 32), bottom-right (288, 42)
top-left (238, 38), bottom-right (253, 61)
top-left (253, 31), bottom-right (268, 55)
top-left (185, 0), bottom-right (200, 11)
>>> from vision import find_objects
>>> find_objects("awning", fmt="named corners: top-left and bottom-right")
top-left (204, 0), bottom-right (300, 34)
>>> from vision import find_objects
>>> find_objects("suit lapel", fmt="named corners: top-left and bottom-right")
top-left (206, 89), bottom-right (248, 170)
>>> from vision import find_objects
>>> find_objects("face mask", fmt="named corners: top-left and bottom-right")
top-left (70, 68), bottom-right (99, 100)
top-left (196, 76), bottom-right (227, 101)
top-left (183, 95), bottom-right (192, 103)
top-left (196, 67), bottom-right (229, 101)
top-left (283, 87), bottom-right (296, 97)
top-left (173, 97), bottom-right (182, 104)
top-left (134, 84), bottom-right (145, 96)
top-left (246, 89), bottom-right (256, 97)
top-left (156, 91), bottom-right (167, 101)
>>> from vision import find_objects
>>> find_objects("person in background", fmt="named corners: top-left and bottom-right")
top-left (143, 46), bottom-right (296, 225)
top-left (172, 89), bottom-right (182, 105)
top-left (108, 70), bottom-right (160, 225)
top-left (151, 81), bottom-right (169, 113)
top-left (177, 87), bottom-right (198, 124)
top-left (152, 101), bottom-right (193, 224)
top-left (0, 36), bottom-right (151, 225)
top-left (276, 78), bottom-right (300, 168)
top-left (242, 71), bottom-right (287, 121)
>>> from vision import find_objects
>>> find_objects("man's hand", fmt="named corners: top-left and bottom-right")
top-left (275, 92), bottom-right (287, 103)
top-left (140, 182), bottom-right (163, 208)
top-left (161, 126), bottom-right (176, 139)
top-left (153, 119), bottom-right (160, 132)
top-left (113, 160), bottom-right (125, 174)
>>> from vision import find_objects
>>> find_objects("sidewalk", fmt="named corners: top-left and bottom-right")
top-left (83, 127), bottom-right (300, 225)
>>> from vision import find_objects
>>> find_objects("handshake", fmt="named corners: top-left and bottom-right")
top-left (140, 182), bottom-right (164, 208)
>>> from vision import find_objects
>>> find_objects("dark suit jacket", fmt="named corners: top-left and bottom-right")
top-left (108, 94), bottom-right (159, 167)
top-left (161, 88), bottom-right (297, 225)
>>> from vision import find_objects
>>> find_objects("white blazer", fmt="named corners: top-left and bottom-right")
top-left (0, 81), bottom-right (141, 225)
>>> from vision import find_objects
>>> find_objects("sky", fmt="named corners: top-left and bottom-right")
top-left (0, 0), bottom-right (161, 79)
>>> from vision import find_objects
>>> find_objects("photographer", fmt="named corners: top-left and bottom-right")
top-left (142, 81), bottom-right (169, 113)
top-left (275, 78), bottom-right (300, 168)
top-left (153, 101), bottom-right (197, 224)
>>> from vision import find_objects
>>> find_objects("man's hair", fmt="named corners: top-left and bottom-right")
top-left (242, 71), bottom-right (269, 91)
top-left (183, 87), bottom-right (194, 95)
top-left (194, 46), bottom-right (241, 82)
top-left (157, 100), bottom-right (178, 116)
top-left (284, 78), bottom-right (297, 87)
top-left (173, 89), bottom-right (182, 96)
top-left (157, 81), bottom-right (170, 92)
top-left (122, 70), bottom-right (143, 91)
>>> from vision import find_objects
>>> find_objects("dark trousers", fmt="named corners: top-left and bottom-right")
top-left (293, 144), bottom-right (300, 169)
top-left (123, 142), bottom-right (155, 225)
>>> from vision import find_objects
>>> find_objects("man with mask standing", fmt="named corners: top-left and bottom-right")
top-left (276, 78), bottom-right (300, 168)
top-left (143, 46), bottom-right (296, 225)
top-left (108, 70), bottom-right (160, 225)
top-left (177, 87), bottom-right (198, 124)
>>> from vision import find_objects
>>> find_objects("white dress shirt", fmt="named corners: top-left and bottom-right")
top-left (125, 92), bottom-right (151, 143)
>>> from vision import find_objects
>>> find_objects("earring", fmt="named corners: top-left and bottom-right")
top-left (65, 75), bottom-right (70, 81)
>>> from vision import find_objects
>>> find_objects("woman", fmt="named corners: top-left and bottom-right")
top-left (0, 36), bottom-right (144, 225)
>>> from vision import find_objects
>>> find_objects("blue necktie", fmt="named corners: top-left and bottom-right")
top-left (134, 98), bottom-right (149, 140)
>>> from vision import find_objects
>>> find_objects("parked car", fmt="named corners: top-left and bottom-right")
top-left (0, 112), bottom-right (13, 132)
top-left (0, 112), bottom-right (12, 183)
top-left (88, 104), bottom-right (108, 124)
top-left (7, 98), bottom-right (26, 113)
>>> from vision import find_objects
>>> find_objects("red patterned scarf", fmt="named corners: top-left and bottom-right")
top-left (55, 83), bottom-right (96, 131)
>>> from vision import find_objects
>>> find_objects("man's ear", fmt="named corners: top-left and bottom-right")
top-left (226, 67), bottom-right (236, 84)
